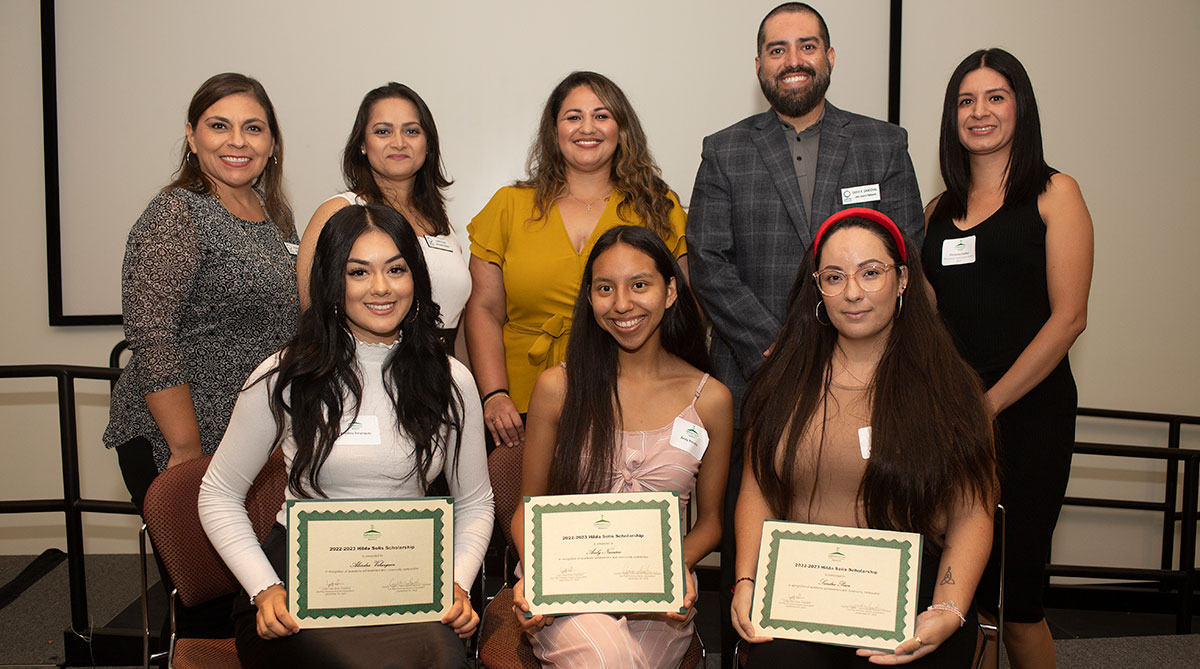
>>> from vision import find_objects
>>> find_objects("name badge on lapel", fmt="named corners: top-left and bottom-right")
top-left (841, 184), bottom-right (881, 205)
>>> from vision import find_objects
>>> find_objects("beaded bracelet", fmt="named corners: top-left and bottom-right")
top-left (730, 576), bottom-right (755, 594)
top-left (927, 602), bottom-right (966, 627)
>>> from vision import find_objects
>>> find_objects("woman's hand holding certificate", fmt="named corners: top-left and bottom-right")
top-left (254, 583), bottom-right (300, 640)
top-left (854, 607), bottom-right (963, 664)
top-left (442, 583), bottom-right (480, 639)
top-left (511, 577), bottom-right (555, 633)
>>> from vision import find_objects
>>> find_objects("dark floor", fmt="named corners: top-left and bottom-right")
top-left (1, 553), bottom-right (1197, 668)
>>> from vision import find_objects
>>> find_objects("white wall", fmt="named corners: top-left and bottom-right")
top-left (2, 0), bottom-right (1197, 581)
top-left (50, 0), bottom-right (891, 318)
top-left (0, 0), bottom-right (133, 553)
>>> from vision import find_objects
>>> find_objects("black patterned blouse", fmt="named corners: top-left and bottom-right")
top-left (104, 188), bottom-right (299, 472)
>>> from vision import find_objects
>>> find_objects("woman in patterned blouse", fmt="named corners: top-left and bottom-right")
top-left (105, 72), bottom-right (298, 508)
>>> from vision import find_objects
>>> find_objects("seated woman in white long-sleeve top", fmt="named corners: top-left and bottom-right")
top-left (199, 203), bottom-right (493, 669)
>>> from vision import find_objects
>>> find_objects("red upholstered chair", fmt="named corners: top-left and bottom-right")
top-left (477, 443), bottom-right (539, 668)
top-left (477, 444), bottom-right (705, 668)
top-left (139, 448), bottom-right (286, 669)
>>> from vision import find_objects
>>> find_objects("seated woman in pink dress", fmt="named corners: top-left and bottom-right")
top-left (509, 225), bottom-right (733, 668)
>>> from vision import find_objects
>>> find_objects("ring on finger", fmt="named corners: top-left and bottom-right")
top-left (913, 636), bottom-right (923, 647)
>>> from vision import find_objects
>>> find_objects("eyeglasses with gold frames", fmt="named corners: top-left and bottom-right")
top-left (812, 263), bottom-right (897, 297)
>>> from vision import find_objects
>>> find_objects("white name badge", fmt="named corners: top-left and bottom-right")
top-left (284, 242), bottom-right (300, 255)
top-left (941, 236), bottom-right (977, 266)
top-left (840, 184), bottom-right (881, 205)
top-left (424, 236), bottom-right (454, 252)
top-left (336, 415), bottom-right (382, 445)
top-left (858, 426), bottom-right (871, 459)
top-left (669, 417), bottom-right (709, 459)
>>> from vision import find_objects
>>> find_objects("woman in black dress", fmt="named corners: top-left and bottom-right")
top-left (922, 49), bottom-right (1094, 669)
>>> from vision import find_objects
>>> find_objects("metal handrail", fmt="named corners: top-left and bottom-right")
top-left (1047, 407), bottom-right (1200, 633)
top-left (0, 364), bottom-right (132, 643)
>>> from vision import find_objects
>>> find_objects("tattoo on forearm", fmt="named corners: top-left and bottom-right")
top-left (939, 567), bottom-right (956, 585)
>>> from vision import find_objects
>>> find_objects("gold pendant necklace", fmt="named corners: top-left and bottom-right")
top-left (566, 190), bottom-right (611, 212)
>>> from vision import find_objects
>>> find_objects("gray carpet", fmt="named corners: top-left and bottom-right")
top-left (1054, 634), bottom-right (1200, 668)
top-left (0, 553), bottom-right (159, 668)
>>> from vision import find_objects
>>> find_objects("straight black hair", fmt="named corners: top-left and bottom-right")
top-left (938, 48), bottom-right (1054, 220)
top-left (341, 83), bottom-right (453, 236)
top-left (547, 226), bottom-right (709, 495)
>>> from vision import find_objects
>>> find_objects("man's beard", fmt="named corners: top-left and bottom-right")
top-left (758, 62), bottom-right (832, 119)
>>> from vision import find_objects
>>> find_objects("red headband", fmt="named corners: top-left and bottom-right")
top-left (811, 207), bottom-right (907, 262)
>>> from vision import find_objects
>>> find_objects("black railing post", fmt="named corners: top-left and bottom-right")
top-left (1162, 420), bottom-right (1182, 576)
top-left (1176, 454), bottom-right (1197, 634)
top-left (56, 369), bottom-right (89, 634)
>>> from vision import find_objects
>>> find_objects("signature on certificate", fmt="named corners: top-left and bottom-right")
top-left (383, 577), bottom-right (426, 592)
top-left (613, 566), bottom-right (657, 580)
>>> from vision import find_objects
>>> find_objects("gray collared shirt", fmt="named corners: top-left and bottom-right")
top-left (778, 110), bottom-right (824, 223)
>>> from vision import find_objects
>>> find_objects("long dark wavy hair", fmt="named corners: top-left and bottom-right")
top-left (341, 82), bottom-right (453, 236)
top-left (938, 48), bottom-right (1054, 221)
top-left (547, 226), bottom-right (709, 495)
top-left (166, 72), bottom-right (292, 234)
top-left (742, 218), bottom-right (994, 542)
top-left (267, 204), bottom-right (462, 497)
top-left (515, 71), bottom-right (677, 239)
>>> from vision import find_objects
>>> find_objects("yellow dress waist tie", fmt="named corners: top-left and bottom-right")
top-left (508, 314), bottom-right (572, 366)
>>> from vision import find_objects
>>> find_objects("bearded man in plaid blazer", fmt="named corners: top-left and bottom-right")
top-left (688, 4), bottom-right (924, 665)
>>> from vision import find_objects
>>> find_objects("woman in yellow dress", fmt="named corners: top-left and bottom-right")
top-left (465, 71), bottom-right (687, 449)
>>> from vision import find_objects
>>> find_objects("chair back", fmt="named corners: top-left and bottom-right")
top-left (143, 449), bottom-right (286, 607)
top-left (487, 443), bottom-right (524, 551)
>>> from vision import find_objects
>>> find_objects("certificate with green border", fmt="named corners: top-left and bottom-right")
top-left (286, 497), bottom-right (453, 628)
top-left (750, 521), bottom-right (922, 650)
top-left (524, 491), bottom-right (686, 616)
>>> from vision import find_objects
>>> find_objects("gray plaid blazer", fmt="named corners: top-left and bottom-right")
top-left (688, 103), bottom-right (923, 420)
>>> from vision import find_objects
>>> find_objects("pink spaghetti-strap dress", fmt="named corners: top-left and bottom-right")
top-left (530, 375), bottom-right (710, 669)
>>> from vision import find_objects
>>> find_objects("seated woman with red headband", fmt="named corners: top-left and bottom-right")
top-left (731, 209), bottom-right (996, 666)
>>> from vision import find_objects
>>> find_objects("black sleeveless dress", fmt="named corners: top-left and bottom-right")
top-left (922, 195), bottom-right (1076, 624)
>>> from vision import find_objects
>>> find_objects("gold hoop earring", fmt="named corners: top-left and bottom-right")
top-left (815, 301), bottom-right (831, 326)
top-left (895, 293), bottom-right (904, 319)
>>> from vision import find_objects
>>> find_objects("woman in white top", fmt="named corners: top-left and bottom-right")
top-left (298, 83), bottom-right (470, 356)
top-left (199, 204), bottom-right (493, 668)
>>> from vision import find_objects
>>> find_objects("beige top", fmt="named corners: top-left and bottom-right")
top-left (786, 380), bottom-right (871, 528)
